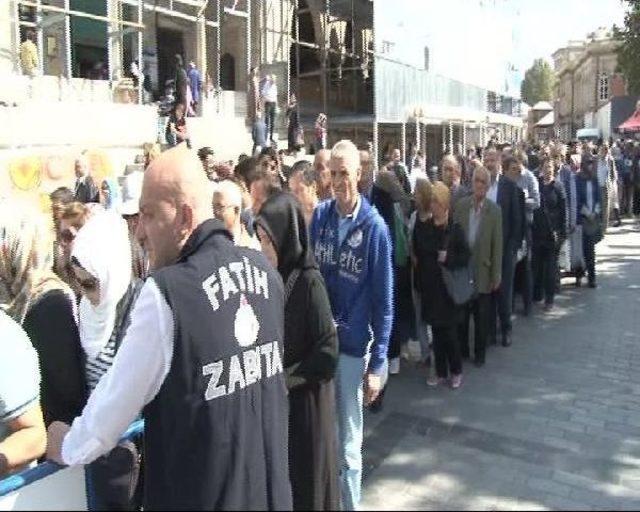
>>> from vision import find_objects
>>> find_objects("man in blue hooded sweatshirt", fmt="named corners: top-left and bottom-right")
top-left (310, 140), bottom-right (393, 511)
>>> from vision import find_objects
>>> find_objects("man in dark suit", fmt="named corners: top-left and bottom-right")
top-left (483, 149), bottom-right (524, 348)
top-left (73, 155), bottom-right (99, 204)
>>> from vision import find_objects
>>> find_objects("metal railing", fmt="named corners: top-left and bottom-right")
top-left (0, 420), bottom-right (144, 499)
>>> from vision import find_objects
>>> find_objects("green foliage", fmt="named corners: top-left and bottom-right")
top-left (520, 59), bottom-right (556, 106)
top-left (614, 0), bottom-right (640, 95)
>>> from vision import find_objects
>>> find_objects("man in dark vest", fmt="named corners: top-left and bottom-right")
top-left (47, 146), bottom-right (292, 511)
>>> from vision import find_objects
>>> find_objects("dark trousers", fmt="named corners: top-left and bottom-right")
top-left (521, 226), bottom-right (533, 312)
top-left (634, 185), bottom-right (640, 216)
top-left (579, 233), bottom-right (597, 284)
top-left (490, 247), bottom-right (517, 341)
top-left (432, 324), bottom-right (462, 379)
top-left (533, 243), bottom-right (559, 305)
top-left (459, 293), bottom-right (492, 363)
top-left (389, 265), bottom-right (414, 360)
top-left (264, 101), bottom-right (276, 142)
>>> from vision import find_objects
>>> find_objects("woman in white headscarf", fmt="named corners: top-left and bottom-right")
top-left (68, 209), bottom-right (143, 510)
top-left (70, 209), bottom-right (142, 392)
top-left (0, 200), bottom-right (86, 427)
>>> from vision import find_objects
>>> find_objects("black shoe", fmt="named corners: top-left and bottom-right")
top-left (588, 281), bottom-right (597, 289)
top-left (575, 278), bottom-right (582, 288)
top-left (461, 352), bottom-right (471, 361)
top-left (474, 358), bottom-right (485, 368)
top-left (502, 333), bottom-right (512, 347)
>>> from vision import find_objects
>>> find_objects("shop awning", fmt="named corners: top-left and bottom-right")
top-left (618, 109), bottom-right (640, 133)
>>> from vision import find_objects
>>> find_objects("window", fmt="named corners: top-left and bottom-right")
top-left (598, 73), bottom-right (609, 101)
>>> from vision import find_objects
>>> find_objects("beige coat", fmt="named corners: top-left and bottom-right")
top-left (454, 196), bottom-right (503, 295)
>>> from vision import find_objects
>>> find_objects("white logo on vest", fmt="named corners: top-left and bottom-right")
top-left (234, 294), bottom-right (260, 347)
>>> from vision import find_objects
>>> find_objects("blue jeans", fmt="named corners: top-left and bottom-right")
top-left (335, 354), bottom-right (367, 511)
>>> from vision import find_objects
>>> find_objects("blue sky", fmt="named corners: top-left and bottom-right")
top-left (376, 0), bottom-right (627, 96)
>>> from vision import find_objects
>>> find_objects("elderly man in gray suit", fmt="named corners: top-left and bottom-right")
top-left (455, 166), bottom-right (503, 366)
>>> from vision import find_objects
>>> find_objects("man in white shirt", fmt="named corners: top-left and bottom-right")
top-left (47, 145), bottom-right (292, 510)
top-left (260, 74), bottom-right (278, 144)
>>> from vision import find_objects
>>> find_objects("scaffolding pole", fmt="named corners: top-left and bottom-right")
top-left (138, 0), bottom-right (143, 104)
top-left (322, 0), bottom-right (329, 122)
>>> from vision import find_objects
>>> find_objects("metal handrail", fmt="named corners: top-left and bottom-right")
top-left (0, 420), bottom-right (144, 498)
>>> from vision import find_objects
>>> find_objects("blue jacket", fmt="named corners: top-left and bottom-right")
top-left (310, 197), bottom-right (393, 374)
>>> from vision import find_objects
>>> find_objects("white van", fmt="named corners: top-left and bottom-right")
top-left (576, 128), bottom-right (602, 142)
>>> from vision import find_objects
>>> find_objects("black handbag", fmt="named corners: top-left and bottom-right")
top-left (582, 214), bottom-right (603, 244)
top-left (441, 264), bottom-right (475, 306)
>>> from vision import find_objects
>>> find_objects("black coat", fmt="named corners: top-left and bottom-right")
top-left (496, 176), bottom-right (524, 253)
top-left (74, 176), bottom-right (100, 204)
top-left (255, 192), bottom-right (339, 511)
top-left (533, 178), bottom-right (567, 248)
top-left (413, 219), bottom-right (471, 327)
top-left (284, 268), bottom-right (340, 511)
top-left (22, 290), bottom-right (87, 426)
top-left (371, 183), bottom-right (414, 348)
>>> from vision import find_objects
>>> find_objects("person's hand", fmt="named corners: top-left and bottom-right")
top-left (438, 250), bottom-right (447, 264)
top-left (364, 372), bottom-right (382, 407)
top-left (492, 280), bottom-right (502, 292)
top-left (46, 422), bottom-right (71, 466)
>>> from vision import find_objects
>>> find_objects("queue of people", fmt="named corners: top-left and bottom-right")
top-left (0, 134), bottom-right (633, 512)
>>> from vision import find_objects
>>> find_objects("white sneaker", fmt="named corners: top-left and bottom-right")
top-left (389, 357), bottom-right (400, 375)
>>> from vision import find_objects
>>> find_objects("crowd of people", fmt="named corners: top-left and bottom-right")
top-left (1, 132), bottom-right (638, 511)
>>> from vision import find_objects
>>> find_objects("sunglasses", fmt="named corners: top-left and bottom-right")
top-left (77, 277), bottom-right (99, 292)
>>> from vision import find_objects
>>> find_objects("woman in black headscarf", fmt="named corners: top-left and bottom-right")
top-left (255, 192), bottom-right (339, 512)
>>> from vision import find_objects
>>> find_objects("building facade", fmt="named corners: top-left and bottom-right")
top-left (553, 28), bottom-right (623, 141)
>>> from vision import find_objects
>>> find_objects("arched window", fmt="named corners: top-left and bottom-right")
top-left (598, 73), bottom-right (609, 101)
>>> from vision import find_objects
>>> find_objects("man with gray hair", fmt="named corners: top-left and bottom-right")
top-left (310, 140), bottom-right (393, 511)
top-left (442, 154), bottom-right (471, 211)
top-left (454, 166), bottom-right (503, 366)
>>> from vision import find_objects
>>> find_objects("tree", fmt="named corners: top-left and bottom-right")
top-left (614, 0), bottom-right (640, 95)
top-left (520, 59), bottom-right (556, 106)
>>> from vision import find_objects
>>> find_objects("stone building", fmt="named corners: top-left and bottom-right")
top-left (553, 28), bottom-right (623, 140)
top-left (0, 0), bottom-right (373, 200)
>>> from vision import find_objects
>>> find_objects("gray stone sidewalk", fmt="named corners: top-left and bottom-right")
top-left (361, 219), bottom-right (640, 511)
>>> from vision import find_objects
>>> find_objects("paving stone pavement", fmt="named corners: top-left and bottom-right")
top-left (360, 219), bottom-right (640, 511)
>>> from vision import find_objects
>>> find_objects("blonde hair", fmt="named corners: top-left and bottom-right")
top-left (472, 165), bottom-right (491, 184)
top-left (414, 178), bottom-right (433, 213)
top-left (0, 200), bottom-right (69, 323)
top-left (431, 181), bottom-right (451, 210)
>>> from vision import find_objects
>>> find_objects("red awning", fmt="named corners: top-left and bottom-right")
top-left (618, 109), bottom-right (640, 133)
